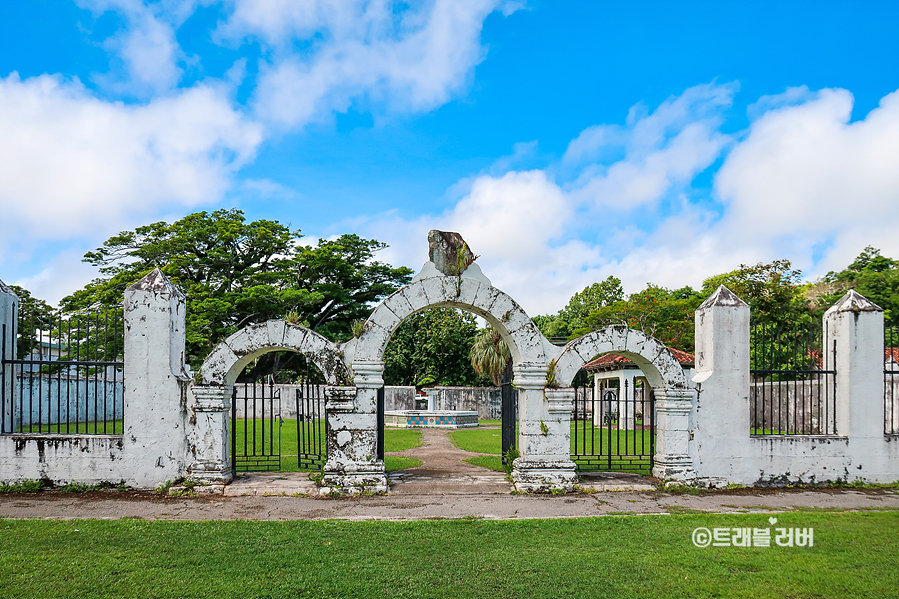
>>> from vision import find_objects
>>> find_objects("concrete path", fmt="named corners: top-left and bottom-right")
top-left (386, 427), bottom-right (512, 494)
top-left (1, 487), bottom-right (896, 521)
top-left (2, 428), bottom-right (897, 521)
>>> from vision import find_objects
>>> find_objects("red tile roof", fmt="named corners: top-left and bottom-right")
top-left (584, 347), bottom-right (695, 371)
top-left (887, 347), bottom-right (899, 363)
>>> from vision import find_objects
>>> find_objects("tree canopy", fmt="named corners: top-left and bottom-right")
top-left (60, 209), bottom-right (412, 369)
top-left (812, 246), bottom-right (899, 332)
top-left (700, 259), bottom-right (811, 329)
top-left (383, 308), bottom-right (491, 387)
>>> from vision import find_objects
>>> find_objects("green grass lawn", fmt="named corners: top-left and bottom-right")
top-left (0, 512), bottom-right (896, 598)
top-left (233, 419), bottom-right (423, 472)
top-left (449, 422), bottom-right (653, 456)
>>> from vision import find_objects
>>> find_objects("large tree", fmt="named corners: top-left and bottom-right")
top-left (583, 285), bottom-right (703, 352)
top-left (816, 247), bottom-right (898, 329)
top-left (701, 260), bottom-right (812, 329)
top-left (61, 209), bottom-right (412, 369)
top-left (533, 276), bottom-right (624, 342)
top-left (383, 308), bottom-right (490, 387)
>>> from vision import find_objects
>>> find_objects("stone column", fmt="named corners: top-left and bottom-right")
top-left (824, 290), bottom-right (884, 440)
top-left (123, 269), bottom-right (190, 488)
top-left (686, 285), bottom-right (750, 485)
top-left (511, 362), bottom-right (578, 492)
top-left (652, 387), bottom-right (697, 481)
top-left (189, 385), bottom-right (232, 483)
top-left (322, 361), bottom-right (388, 494)
top-left (0, 280), bottom-right (17, 434)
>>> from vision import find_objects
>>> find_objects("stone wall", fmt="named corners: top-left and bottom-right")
top-left (426, 386), bottom-right (501, 420)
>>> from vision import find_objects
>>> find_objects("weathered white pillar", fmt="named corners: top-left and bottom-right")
top-left (322, 361), bottom-right (387, 494)
top-left (652, 387), bottom-right (697, 481)
top-left (0, 280), bottom-right (17, 434)
top-left (824, 290), bottom-right (884, 441)
top-left (188, 385), bottom-right (232, 483)
top-left (123, 269), bottom-right (190, 488)
top-left (511, 362), bottom-right (578, 492)
top-left (687, 285), bottom-right (751, 485)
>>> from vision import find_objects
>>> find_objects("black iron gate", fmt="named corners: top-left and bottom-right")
top-left (231, 379), bottom-right (328, 474)
top-left (296, 382), bottom-right (327, 469)
top-left (231, 380), bottom-right (282, 474)
top-left (1, 307), bottom-right (124, 435)
top-left (501, 360), bottom-right (518, 465)
top-left (571, 374), bottom-right (655, 473)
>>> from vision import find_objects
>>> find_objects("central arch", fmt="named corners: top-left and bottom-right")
top-left (321, 275), bottom-right (558, 495)
top-left (350, 276), bottom-right (553, 367)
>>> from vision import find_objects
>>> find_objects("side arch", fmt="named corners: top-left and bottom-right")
top-left (200, 320), bottom-right (350, 387)
top-left (556, 325), bottom-right (690, 390)
top-left (352, 276), bottom-right (553, 368)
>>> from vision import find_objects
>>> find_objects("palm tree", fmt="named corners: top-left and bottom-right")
top-left (470, 325), bottom-right (511, 386)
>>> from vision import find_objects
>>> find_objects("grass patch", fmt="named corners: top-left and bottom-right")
top-left (0, 513), bottom-right (896, 598)
top-left (462, 455), bottom-right (504, 472)
top-left (0, 480), bottom-right (44, 493)
top-left (384, 428), bottom-right (423, 453)
top-left (448, 427), bottom-right (504, 454)
top-left (384, 456), bottom-right (423, 471)
top-left (232, 419), bottom-right (422, 472)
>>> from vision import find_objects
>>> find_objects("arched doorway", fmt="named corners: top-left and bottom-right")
top-left (555, 325), bottom-right (695, 481)
top-left (192, 320), bottom-right (350, 482)
top-left (325, 274), bottom-right (558, 493)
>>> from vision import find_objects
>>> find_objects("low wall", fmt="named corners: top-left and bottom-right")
top-left (426, 386), bottom-right (501, 420)
top-left (231, 385), bottom-right (502, 420)
top-left (750, 381), bottom-right (834, 434)
top-left (0, 435), bottom-right (127, 485)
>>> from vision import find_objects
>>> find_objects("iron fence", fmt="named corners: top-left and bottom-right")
top-left (886, 327), bottom-right (898, 435)
top-left (1, 308), bottom-right (124, 435)
top-left (571, 375), bottom-right (655, 473)
top-left (750, 321), bottom-right (837, 435)
top-left (297, 382), bottom-right (326, 469)
top-left (231, 380), bottom-right (282, 473)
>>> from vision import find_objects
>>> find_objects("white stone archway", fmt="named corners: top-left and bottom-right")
top-left (322, 274), bottom-right (572, 493)
top-left (187, 320), bottom-right (351, 485)
top-left (555, 325), bottom-right (696, 481)
top-left (200, 320), bottom-right (350, 387)
top-left (556, 325), bottom-right (690, 389)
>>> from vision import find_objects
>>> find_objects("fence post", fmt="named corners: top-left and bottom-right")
top-left (123, 269), bottom-right (191, 488)
top-left (0, 280), bottom-right (17, 433)
top-left (824, 290), bottom-right (884, 440)
top-left (511, 362), bottom-right (578, 492)
top-left (687, 285), bottom-right (750, 485)
top-left (189, 385), bottom-right (233, 483)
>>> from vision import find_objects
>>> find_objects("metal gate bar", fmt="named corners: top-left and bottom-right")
top-left (571, 374), bottom-right (655, 474)
top-left (296, 382), bottom-right (326, 469)
top-left (231, 380), bottom-right (281, 474)
top-left (501, 360), bottom-right (517, 465)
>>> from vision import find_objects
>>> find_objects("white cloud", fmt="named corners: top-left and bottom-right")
top-left (715, 87), bottom-right (899, 272)
top-left (77, 0), bottom-right (190, 95)
top-left (567, 83), bottom-right (736, 211)
top-left (355, 84), bottom-right (899, 316)
top-left (0, 73), bottom-right (263, 247)
top-left (216, 0), bottom-right (506, 128)
top-left (9, 250), bottom-right (99, 307)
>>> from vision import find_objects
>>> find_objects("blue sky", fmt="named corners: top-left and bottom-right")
top-left (1, 1), bottom-right (898, 315)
